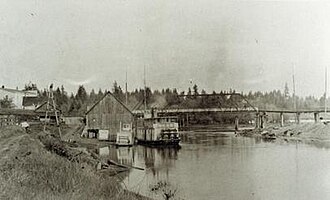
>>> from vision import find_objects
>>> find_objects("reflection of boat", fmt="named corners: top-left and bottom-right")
top-left (261, 131), bottom-right (276, 140)
top-left (136, 113), bottom-right (181, 147)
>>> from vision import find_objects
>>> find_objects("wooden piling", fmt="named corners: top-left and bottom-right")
top-left (255, 113), bottom-right (260, 129)
top-left (314, 112), bottom-right (319, 123)
top-left (260, 114), bottom-right (264, 129)
top-left (280, 113), bottom-right (284, 127)
top-left (296, 112), bottom-right (300, 124)
top-left (235, 116), bottom-right (239, 131)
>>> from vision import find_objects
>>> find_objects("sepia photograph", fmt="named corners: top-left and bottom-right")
top-left (1, 0), bottom-right (330, 199)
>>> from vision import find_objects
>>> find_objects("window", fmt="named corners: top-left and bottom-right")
top-left (122, 123), bottom-right (131, 131)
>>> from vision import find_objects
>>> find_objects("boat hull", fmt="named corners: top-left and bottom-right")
top-left (136, 138), bottom-right (181, 147)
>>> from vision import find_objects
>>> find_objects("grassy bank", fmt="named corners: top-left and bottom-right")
top-left (0, 125), bottom-right (147, 200)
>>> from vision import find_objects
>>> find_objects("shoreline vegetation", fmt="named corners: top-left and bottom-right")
top-left (0, 125), bottom-right (149, 200)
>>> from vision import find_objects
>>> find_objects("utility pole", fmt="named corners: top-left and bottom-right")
top-left (292, 64), bottom-right (296, 112)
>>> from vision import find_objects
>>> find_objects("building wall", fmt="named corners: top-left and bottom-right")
top-left (62, 117), bottom-right (83, 125)
top-left (0, 115), bottom-right (19, 126)
top-left (0, 89), bottom-right (38, 109)
top-left (0, 90), bottom-right (24, 109)
top-left (86, 94), bottom-right (134, 141)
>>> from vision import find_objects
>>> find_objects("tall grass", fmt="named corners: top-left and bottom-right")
top-left (0, 126), bottom-right (146, 200)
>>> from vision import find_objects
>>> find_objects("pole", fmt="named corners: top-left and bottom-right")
top-left (125, 67), bottom-right (128, 105)
top-left (144, 65), bottom-right (147, 111)
top-left (292, 63), bottom-right (297, 123)
top-left (43, 89), bottom-right (50, 132)
top-left (292, 64), bottom-right (296, 112)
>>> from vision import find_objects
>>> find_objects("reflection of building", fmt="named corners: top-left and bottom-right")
top-left (136, 146), bottom-right (179, 176)
top-left (98, 146), bottom-right (134, 167)
top-left (84, 92), bottom-right (135, 141)
top-left (0, 86), bottom-right (38, 109)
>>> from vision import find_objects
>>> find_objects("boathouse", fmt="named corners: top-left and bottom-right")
top-left (84, 92), bottom-right (135, 141)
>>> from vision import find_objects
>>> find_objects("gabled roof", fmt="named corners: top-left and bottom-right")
top-left (85, 91), bottom-right (133, 115)
top-left (35, 101), bottom-right (61, 113)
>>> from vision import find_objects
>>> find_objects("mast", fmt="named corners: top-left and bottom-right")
top-left (144, 65), bottom-right (147, 111)
top-left (125, 67), bottom-right (128, 105)
top-left (325, 66), bottom-right (328, 114)
top-left (292, 64), bottom-right (296, 112)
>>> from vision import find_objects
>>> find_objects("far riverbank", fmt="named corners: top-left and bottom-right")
top-left (239, 122), bottom-right (330, 143)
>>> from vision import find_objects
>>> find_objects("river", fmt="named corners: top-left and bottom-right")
top-left (99, 131), bottom-right (330, 200)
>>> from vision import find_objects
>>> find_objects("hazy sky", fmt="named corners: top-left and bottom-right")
top-left (1, 0), bottom-right (330, 97)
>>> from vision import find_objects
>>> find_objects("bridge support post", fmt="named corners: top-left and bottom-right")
top-left (255, 113), bottom-right (260, 129)
top-left (235, 116), bottom-right (239, 131)
top-left (314, 113), bottom-right (319, 123)
top-left (296, 113), bottom-right (300, 124)
top-left (280, 113), bottom-right (284, 127)
top-left (260, 112), bottom-right (266, 129)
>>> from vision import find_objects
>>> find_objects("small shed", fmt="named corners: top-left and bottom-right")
top-left (35, 101), bottom-right (62, 123)
top-left (84, 92), bottom-right (135, 141)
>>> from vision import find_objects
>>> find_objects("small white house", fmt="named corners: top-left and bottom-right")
top-left (0, 86), bottom-right (38, 109)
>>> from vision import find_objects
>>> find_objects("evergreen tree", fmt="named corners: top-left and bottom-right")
top-left (0, 96), bottom-right (13, 108)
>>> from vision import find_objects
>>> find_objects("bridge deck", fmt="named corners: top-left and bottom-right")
top-left (133, 108), bottom-right (325, 115)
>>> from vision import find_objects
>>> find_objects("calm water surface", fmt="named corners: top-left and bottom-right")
top-left (100, 131), bottom-right (330, 200)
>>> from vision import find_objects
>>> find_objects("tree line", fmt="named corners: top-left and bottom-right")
top-left (0, 82), bottom-right (327, 118)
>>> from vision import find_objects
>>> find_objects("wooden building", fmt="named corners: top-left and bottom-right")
top-left (0, 109), bottom-right (38, 127)
top-left (84, 92), bottom-right (135, 141)
top-left (0, 86), bottom-right (38, 109)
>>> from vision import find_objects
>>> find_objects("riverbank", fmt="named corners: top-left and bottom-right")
top-left (0, 125), bottom-right (148, 200)
top-left (239, 122), bottom-right (330, 142)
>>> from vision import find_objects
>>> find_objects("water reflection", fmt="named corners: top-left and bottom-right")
top-left (99, 132), bottom-right (330, 200)
top-left (98, 146), bottom-right (134, 166)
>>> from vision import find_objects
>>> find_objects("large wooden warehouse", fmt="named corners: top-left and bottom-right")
top-left (84, 92), bottom-right (135, 141)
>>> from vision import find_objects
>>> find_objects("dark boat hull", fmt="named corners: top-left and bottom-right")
top-left (136, 139), bottom-right (181, 148)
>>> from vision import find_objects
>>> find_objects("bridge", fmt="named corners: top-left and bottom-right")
top-left (133, 93), bottom-right (326, 130)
